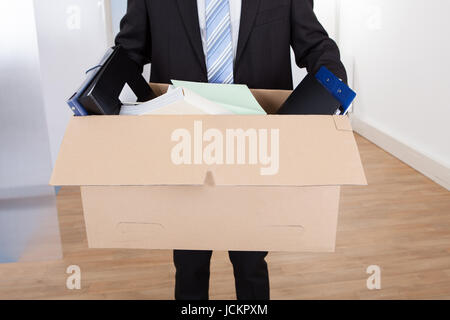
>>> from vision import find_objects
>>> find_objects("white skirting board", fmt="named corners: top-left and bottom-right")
top-left (350, 116), bottom-right (450, 191)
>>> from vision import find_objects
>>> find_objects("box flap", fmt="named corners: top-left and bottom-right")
top-left (50, 115), bottom-right (367, 187)
top-left (333, 115), bottom-right (353, 131)
top-left (250, 88), bottom-right (291, 114)
top-left (150, 82), bottom-right (169, 96)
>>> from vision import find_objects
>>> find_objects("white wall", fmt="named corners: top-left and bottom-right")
top-left (110, 0), bottom-right (127, 39)
top-left (34, 0), bottom-right (110, 165)
top-left (0, 0), bottom-right (61, 263)
top-left (0, 1), bottom-right (53, 190)
top-left (339, 0), bottom-right (450, 188)
top-left (314, 0), bottom-right (339, 40)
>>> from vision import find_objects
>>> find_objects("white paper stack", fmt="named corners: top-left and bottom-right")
top-left (119, 87), bottom-right (234, 115)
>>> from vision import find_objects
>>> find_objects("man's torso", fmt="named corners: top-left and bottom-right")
top-left (145, 0), bottom-right (294, 89)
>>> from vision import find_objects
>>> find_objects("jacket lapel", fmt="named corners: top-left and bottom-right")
top-left (175, 0), bottom-right (207, 77)
top-left (235, 0), bottom-right (261, 69)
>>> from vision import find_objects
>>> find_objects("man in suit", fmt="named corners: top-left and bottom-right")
top-left (115, 0), bottom-right (346, 300)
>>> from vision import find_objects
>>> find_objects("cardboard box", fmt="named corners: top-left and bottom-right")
top-left (50, 83), bottom-right (366, 252)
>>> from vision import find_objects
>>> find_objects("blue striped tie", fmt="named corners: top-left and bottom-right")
top-left (206, 0), bottom-right (234, 84)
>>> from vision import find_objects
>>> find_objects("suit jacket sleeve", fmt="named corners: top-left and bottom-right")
top-left (115, 0), bottom-right (151, 71)
top-left (290, 0), bottom-right (347, 83)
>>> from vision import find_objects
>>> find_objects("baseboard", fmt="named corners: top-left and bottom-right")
top-left (350, 116), bottom-right (450, 190)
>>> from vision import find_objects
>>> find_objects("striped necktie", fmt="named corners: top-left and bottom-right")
top-left (205, 0), bottom-right (234, 84)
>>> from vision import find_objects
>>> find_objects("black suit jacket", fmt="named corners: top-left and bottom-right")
top-left (115, 0), bottom-right (346, 90)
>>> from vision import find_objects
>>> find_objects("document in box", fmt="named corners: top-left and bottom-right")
top-left (171, 80), bottom-right (267, 115)
top-left (119, 87), bottom-right (234, 115)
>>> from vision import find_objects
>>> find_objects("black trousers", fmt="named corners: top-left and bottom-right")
top-left (173, 250), bottom-right (269, 300)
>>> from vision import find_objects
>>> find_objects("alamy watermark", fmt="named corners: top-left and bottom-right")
top-left (66, 265), bottom-right (81, 290)
top-left (171, 120), bottom-right (280, 175)
top-left (366, 265), bottom-right (381, 290)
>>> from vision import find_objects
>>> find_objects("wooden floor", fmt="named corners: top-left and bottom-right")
top-left (0, 134), bottom-right (449, 299)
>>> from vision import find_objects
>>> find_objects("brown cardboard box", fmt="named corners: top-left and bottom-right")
top-left (50, 83), bottom-right (366, 252)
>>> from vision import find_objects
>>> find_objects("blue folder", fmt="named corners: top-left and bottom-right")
top-left (278, 66), bottom-right (356, 115)
top-left (315, 66), bottom-right (356, 115)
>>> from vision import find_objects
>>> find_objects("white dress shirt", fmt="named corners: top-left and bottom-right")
top-left (197, 0), bottom-right (242, 62)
